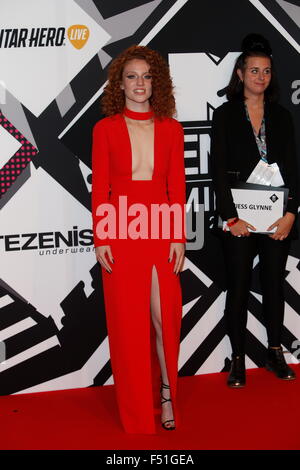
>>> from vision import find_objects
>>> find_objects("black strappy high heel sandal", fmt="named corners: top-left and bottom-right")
top-left (160, 383), bottom-right (175, 431)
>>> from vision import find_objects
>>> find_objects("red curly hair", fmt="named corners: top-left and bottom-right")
top-left (101, 45), bottom-right (176, 119)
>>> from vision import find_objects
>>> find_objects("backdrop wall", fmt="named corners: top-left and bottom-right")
top-left (0, 0), bottom-right (299, 395)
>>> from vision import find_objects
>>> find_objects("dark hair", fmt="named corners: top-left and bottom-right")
top-left (226, 33), bottom-right (279, 102)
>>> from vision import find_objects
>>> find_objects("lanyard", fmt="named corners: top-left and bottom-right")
top-left (245, 104), bottom-right (267, 163)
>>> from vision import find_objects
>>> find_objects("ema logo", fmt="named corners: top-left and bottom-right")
top-left (0, 25), bottom-right (89, 49)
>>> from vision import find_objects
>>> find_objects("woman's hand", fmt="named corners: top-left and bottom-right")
top-left (267, 212), bottom-right (295, 240)
top-left (169, 242), bottom-right (185, 274)
top-left (95, 245), bottom-right (114, 273)
top-left (227, 218), bottom-right (256, 237)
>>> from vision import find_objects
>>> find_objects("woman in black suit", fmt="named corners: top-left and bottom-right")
top-left (211, 34), bottom-right (298, 387)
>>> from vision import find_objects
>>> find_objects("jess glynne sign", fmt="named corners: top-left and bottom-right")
top-left (225, 185), bottom-right (287, 233)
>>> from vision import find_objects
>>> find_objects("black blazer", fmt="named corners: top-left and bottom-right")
top-left (211, 100), bottom-right (299, 226)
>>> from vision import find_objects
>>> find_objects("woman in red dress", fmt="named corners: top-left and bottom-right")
top-left (92, 45), bottom-right (186, 434)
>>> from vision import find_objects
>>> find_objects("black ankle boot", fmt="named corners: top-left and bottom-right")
top-left (227, 355), bottom-right (246, 388)
top-left (265, 347), bottom-right (296, 380)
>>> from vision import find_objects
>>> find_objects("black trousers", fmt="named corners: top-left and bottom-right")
top-left (222, 233), bottom-right (290, 355)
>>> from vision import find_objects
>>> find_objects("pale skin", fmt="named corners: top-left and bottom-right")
top-left (95, 59), bottom-right (184, 427)
top-left (228, 56), bottom-right (295, 240)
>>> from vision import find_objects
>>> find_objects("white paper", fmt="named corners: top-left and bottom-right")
top-left (247, 160), bottom-right (285, 187)
top-left (247, 160), bottom-right (275, 185)
top-left (270, 163), bottom-right (285, 186)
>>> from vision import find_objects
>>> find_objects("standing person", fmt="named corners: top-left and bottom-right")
top-left (92, 45), bottom-right (186, 433)
top-left (211, 34), bottom-right (298, 387)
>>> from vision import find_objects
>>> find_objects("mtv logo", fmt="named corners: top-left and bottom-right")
top-left (169, 52), bottom-right (240, 122)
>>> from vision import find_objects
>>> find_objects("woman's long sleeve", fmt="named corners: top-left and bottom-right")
top-left (91, 120), bottom-right (111, 247)
top-left (167, 120), bottom-right (186, 242)
top-left (211, 107), bottom-right (238, 221)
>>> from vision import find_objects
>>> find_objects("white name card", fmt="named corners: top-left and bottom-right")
top-left (228, 187), bottom-right (285, 233)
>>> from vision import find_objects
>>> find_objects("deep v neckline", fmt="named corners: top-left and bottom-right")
top-left (122, 114), bottom-right (156, 181)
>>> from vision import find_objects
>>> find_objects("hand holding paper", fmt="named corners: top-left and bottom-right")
top-left (267, 212), bottom-right (295, 240)
top-left (226, 184), bottom-right (288, 234)
top-left (226, 218), bottom-right (256, 237)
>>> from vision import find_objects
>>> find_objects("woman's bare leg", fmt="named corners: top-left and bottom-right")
top-left (150, 266), bottom-right (175, 428)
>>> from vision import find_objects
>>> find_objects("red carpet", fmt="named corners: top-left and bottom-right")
top-left (0, 366), bottom-right (299, 450)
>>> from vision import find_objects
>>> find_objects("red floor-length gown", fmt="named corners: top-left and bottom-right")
top-left (92, 109), bottom-right (186, 434)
